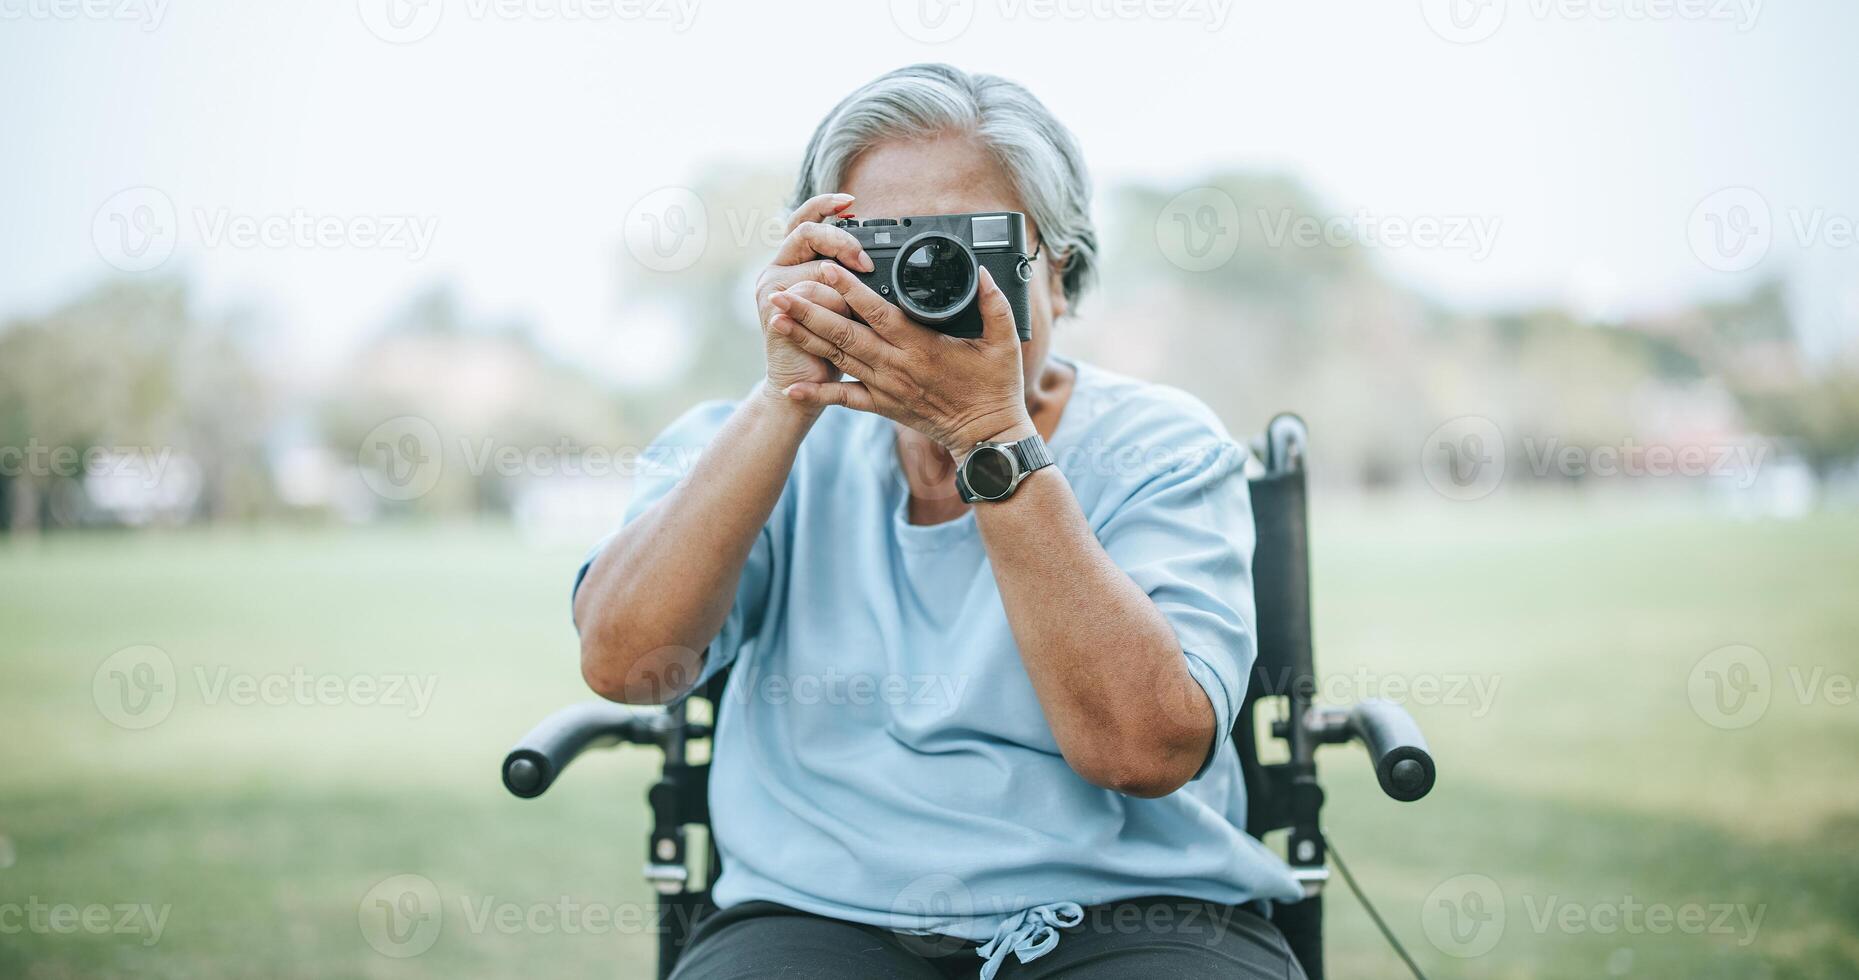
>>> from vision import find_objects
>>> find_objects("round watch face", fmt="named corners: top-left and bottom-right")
top-left (964, 445), bottom-right (1018, 500)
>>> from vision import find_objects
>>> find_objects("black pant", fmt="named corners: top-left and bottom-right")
top-left (667, 896), bottom-right (1308, 980)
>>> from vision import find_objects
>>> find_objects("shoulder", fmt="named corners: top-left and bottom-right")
top-left (1059, 360), bottom-right (1246, 478)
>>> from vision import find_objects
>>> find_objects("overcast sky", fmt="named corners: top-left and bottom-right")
top-left (4, 0), bottom-right (1855, 376)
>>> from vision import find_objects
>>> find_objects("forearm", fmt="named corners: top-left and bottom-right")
top-left (975, 461), bottom-right (1216, 798)
top-left (576, 384), bottom-right (819, 702)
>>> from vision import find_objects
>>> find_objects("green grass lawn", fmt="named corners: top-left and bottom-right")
top-left (2, 500), bottom-right (1856, 979)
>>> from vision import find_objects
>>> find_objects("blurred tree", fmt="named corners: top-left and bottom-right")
top-left (0, 278), bottom-right (269, 533)
top-left (321, 284), bottom-right (633, 517)
top-left (1732, 367), bottom-right (1859, 483)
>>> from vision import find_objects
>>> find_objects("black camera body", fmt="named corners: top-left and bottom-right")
top-left (833, 211), bottom-right (1035, 340)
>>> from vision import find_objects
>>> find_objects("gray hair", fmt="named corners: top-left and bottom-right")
top-left (792, 63), bottom-right (1098, 309)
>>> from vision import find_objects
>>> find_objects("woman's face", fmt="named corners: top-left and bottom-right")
top-left (838, 133), bottom-right (1068, 393)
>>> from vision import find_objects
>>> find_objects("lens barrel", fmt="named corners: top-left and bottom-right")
top-left (891, 231), bottom-right (978, 324)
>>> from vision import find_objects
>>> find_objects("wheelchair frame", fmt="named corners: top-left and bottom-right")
top-left (502, 414), bottom-right (1436, 980)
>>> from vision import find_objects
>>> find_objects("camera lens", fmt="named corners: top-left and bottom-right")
top-left (893, 232), bottom-right (977, 324)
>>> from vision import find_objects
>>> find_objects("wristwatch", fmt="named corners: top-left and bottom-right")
top-left (956, 432), bottom-right (1053, 503)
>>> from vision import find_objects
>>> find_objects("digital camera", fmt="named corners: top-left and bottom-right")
top-left (833, 211), bottom-right (1035, 340)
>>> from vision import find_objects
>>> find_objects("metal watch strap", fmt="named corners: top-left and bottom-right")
top-left (1012, 433), bottom-right (1053, 474)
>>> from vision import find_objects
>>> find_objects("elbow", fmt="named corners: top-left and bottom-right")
top-left (1097, 766), bottom-right (1193, 800)
top-left (1069, 737), bottom-right (1203, 799)
top-left (578, 617), bottom-right (704, 706)
top-left (578, 624), bottom-right (634, 703)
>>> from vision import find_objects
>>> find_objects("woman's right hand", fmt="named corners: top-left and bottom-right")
top-left (753, 193), bottom-right (875, 393)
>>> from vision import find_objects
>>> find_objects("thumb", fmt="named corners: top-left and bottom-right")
top-left (976, 266), bottom-right (1019, 346)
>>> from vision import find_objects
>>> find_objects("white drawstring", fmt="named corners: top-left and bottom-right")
top-left (975, 902), bottom-right (1085, 980)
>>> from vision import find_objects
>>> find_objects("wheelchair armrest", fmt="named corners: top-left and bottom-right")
top-left (502, 701), bottom-right (671, 799)
top-left (1310, 699), bottom-right (1436, 802)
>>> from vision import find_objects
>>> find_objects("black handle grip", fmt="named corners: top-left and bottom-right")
top-left (502, 701), bottom-right (664, 798)
top-left (1346, 699), bottom-right (1436, 802)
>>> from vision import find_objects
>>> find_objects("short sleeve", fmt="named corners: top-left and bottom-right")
top-left (1094, 441), bottom-right (1257, 780)
top-left (571, 400), bottom-right (777, 696)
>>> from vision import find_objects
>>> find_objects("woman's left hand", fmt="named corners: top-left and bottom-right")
top-left (767, 263), bottom-right (1033, 455)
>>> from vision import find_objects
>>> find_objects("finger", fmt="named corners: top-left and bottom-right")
top-left (783, 380), bottom-right (877, 414)
top-left (976, 266), bottom-right (1019, 345)
top-left (773, 221), bottom-right (874, 273)
top-left (787, 193), bottom-right (856, 233)
top-left (771, 288), bottom-right (895, 364)
top-left (782, 279), bottom-right (851, 317)
top-left (768, 312), bottom-right (874, 380)
top-left (757, 260), bottom-right (845, 323)
top-left (812, 262), bottom-right (925, 344)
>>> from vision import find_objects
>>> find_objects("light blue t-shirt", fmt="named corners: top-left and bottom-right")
top-left (576, 359), bottom-right (1301, 977)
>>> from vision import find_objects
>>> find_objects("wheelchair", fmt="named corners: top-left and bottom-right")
top-left (501, 414), bottom-right (1437, 980)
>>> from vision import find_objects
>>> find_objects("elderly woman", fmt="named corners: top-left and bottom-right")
top-left (574, 64), bottom-right (1306, 979)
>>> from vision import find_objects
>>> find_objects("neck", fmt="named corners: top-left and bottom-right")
top-left (897, 357), bottom-right (1075, 525)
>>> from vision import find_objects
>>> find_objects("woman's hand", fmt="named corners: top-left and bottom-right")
top-left (753, 193), bottom-right (875, 394)
top-left (767, 262), bottom-right (1032, 455)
